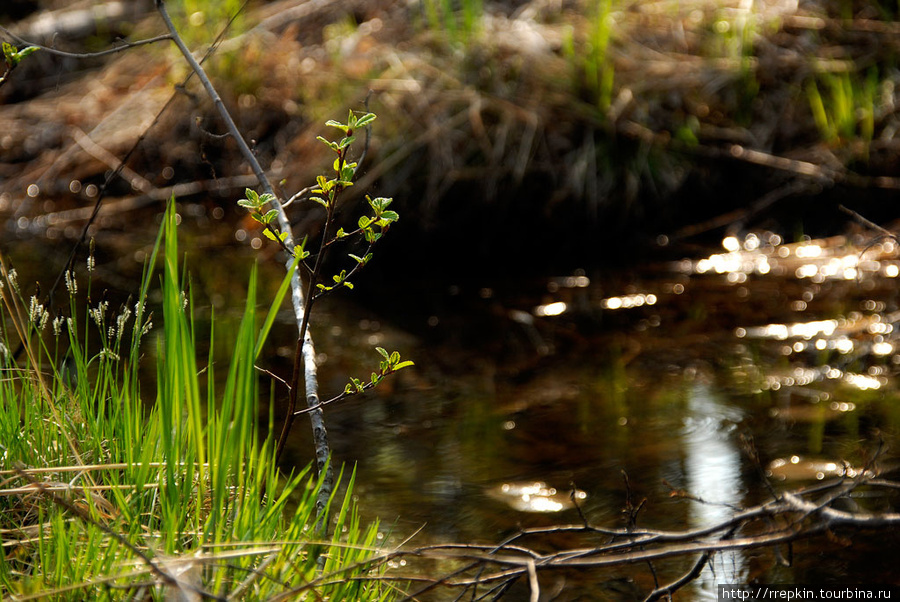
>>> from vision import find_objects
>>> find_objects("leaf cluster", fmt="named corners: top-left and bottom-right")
top-left (311, 112), bottom-right (398, 295)
top-left (1, 42), bottom-right (39, 87)
top-left (237, 188), bottom-right (310, 260)
top-left (344, 347), bottom-right (415, 395)
top-left (310, 110), bottom-right (376, 209)
top-left (356, 195), bottom-right (399, 243)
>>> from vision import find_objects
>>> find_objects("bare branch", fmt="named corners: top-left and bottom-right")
top-left (376, 472), bottom-right (900, 599)
top-left (0, 24), bottom-right (172, 58)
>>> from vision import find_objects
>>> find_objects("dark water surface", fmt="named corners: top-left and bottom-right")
top-left (4, 209), bottom-right (900, 598)
top-left (268, 229), bottom-right (899, 598)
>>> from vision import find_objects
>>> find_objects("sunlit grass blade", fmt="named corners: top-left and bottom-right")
top-left (256, 252), bottom-right (301, 360)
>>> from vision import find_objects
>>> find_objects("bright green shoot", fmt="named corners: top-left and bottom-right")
top-left (1, 42), bottom-right (39, 87)
top-left (807, 68), bottom-right (878, 148)
top-left (237, 111), bottom-right (412, 419)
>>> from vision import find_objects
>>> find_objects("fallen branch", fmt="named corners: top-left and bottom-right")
top-left (385, 468), bottom-right (900, 600)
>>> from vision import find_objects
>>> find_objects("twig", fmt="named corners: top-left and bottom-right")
top-left (525, 559), bottom-right (539, 602)
top-left (376, 471), bottom-right (900, 599)
top-left (255, 365), bottom-right (291, 391)
top-left (839, 204), bottom-right (900, 243)
top-left (643, 524), bottom-right (740, 602)
top-left (0, 25), bottom-right (172, 59)
top-left (672, 179), bottom-right (812, 241)
top-left (153, 0), bottom-right (333, 522)
top-left (154, 1), bottom-right (273, 198)
top-left (70, 127), bottom-right (154, 193)
top-left (36, 0), bottom-right (241, 325)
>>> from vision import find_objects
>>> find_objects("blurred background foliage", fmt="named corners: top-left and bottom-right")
top-left (3, 0), bottom-right (900, 272)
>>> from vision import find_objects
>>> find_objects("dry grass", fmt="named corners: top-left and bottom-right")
top-left (3, 0), bottom-right (900, 246)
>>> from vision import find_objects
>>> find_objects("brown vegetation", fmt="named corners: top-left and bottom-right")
top-left (4, 0), bottom-right (900, 266)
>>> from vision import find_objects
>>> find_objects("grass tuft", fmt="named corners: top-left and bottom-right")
top-left (0, 201), bottom-right (396, 600)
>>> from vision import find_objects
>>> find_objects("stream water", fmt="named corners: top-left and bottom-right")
top-left (3, 207), bottom-right (900, 599)
top-left (296, 229), bottom-right (900, 597)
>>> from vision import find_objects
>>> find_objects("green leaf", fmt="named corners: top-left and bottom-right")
top-left (358, 216), bottom-right (372, 228)
top-left (293, 235), bottom-right (310, 260)
top-left (263, 228), bottom-right (280, 241)
top-left (368, 196), bottom-right (393, 211)
top-left (245, 188), bottom-right (259, 204)
top-left (16, 46), bottom-right (39, 60)
top-left (335, 227), bottom-right (347, 238)
top-left (343, 281), bottom-right (354, 289)
top-left (3, 43), bottom-right (39, 66)
top-left (393, 360), bottom-right (415, 370)
top-left (376, 347), bottom-right (390, 359)
top-left (261, 209), bottom-right (279, 224)
top-left (325, 120), bottom-right (350, 134)
top-left (259, 192), bottom-right (276, 205)
top-left (237, 199), bottom-right (255, 209)
top-left (338, 135), bottom-right (356, 149)
top-left (348, 253), bottom-right (371, 266)
top-left (380, 210), bottom-right (400, 222)
top-left (355, 113), bottom-right (377, 128)
top-left (310, 196), bottom-right (328, 208)
top-left (316, 135), bottom-right (340, 151)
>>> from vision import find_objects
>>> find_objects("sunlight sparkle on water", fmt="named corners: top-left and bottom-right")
top-left (602, 293), bottom-right (657, 310)
top-left (687, 233), bottom-right (895, 282)
top-left (741, 319), bottom-right (838, 340)
top-left (488, 481), bottom-right (588, 513)
top-left (843, 373), bottom-right (882, 390)
top-left (873, 342), bottom-right (894, 355)
top-left (534, 301), bottom-right (567, 316)
top-left (795, 244), bottom-right (823, 258)
top-left (722, 236), bottom-right (741, 252)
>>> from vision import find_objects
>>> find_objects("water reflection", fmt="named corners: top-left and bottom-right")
top-left (683, 383), bottom-right (745, 597)
top-left (684, 232), bottom-right (899, 284)
top-left (766, 456), bottom-right (861, 482)
top-left (486, 481), bottom-right (588, 513)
